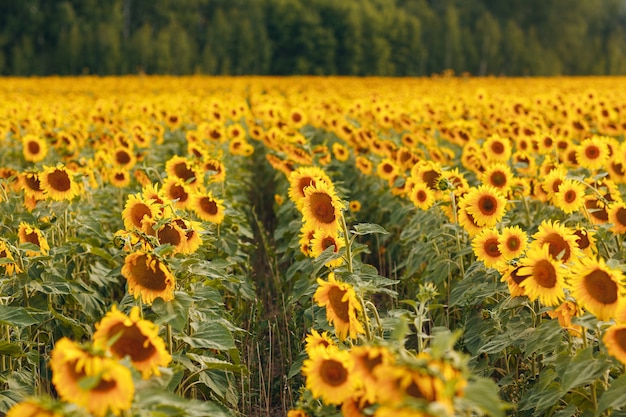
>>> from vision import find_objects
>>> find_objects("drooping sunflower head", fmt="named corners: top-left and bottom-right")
top-left (122, 192), bottom-right (160, 232)
top-left (608, 202), bottom-right (626, 234)
top-left (313, 272), bottom-right (365, 341)
top-left (121, 251), bottom-right (175, 305)
top-left (350, 345), bottom-right (395, 404)
top-left (50, 338), bottom-right (134, 417)
top-left (18, 222), bottom-right (50, 256)
top-left (547, 301), bottom-right (583, 337)
top-left (93, 305), bottom-right (172, 379)
top-left (603, 323), bottom-right (626, 365)
top-left (19, 170), bottom-right (46, 200)
top-left (499, 263), bottom-right (530, 298)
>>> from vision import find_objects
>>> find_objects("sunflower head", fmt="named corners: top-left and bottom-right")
top-left (313, 272), bottom-right (365, 341)
top-left (121, 251), bottom-right (175, 304)
top-left (302, 345), bottom-right (357, 405)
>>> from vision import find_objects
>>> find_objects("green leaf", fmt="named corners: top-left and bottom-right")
top-left (0, 305), bottom-right (39, 327)
top-left (177, 321), bottom-right (236, 351)
top-left (0, 341), bottom-right (23, 356)
top-left (185, 353), bottom-right (244, 372)
top-left (596, 373), bottom-right (626, 416)
top-left (352, 223), bottom-right (389, 236)
top-left (134, 387), bottom-right (232, 417)
top-left (152, 291), bottom-right (193, 332)
top-left (557, 347), bottom-right (606, 393)
top-left (462, 376), bottom-right (508, 417)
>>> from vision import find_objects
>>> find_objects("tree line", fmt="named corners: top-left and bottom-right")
top-left (1, 0), bottom-right (626, 77)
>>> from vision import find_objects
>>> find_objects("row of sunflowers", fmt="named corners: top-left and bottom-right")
top-left (1, 75), bottom-right (626, 416)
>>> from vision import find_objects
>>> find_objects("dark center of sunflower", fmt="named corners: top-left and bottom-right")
top-left (65, 358), bottom-right (117, 393)
top-left (543, 233), bottom-right (571, 262)
top-left (510, 265), bottom-right (530, 285)
top-left (574, 230), bottom-right (590, 250)
top-left (298, 177), bottom-right (314, 195)
top-left (484, 238), bottom-right (501, 257)
top-left (129, 254), bottom-right (168, 291)
top-left (585, 146), bottom-right (600, 159)
top-left (168, 184), bottom-right (189, 203)
top-left (25, 175), bottom-right (43, 192)
top-left (200, 197), bottom-right (218, 215)
top-left (321, 237), bottom-right (337, 251)
top-left (584, 269), bottom-right (618, 305)
top-left (48, 169), bottom-right (71, 192)
top-left (173, 162), bottom-right (195, 182)
top-left (491, 142), bottom-right (505, 154)
top-left (359, 353), bottom-right (383, 374)
top-left (114, 172), bottom-right (127, 181)
top-left (478, 195), bottom-right (497, 215)
top-left (551, 179), bottom-right (563, 194)
top-left (27, 140), bottom-right (41, 154)
top-left (130, 203), bottom-right (152, 229)
top-left (210, 129), bottom-right (221, 140)
top-left (319, 359), bottom-right (348, 387)
top-left (292, 113), bottom-right (302, 123)
top-left (615, 207), bottom-right (626, 227)
top-left (534, 259), bottom-right (557, 288)
top-left (382, 163), bottom-right (394, 174)
top-left (116, 150), bottom-right (131, 165)
top-left (169, 115), bottom-right (178, 124)
top-left (422, 170), bottom-right (439, 189)
top-left (416, 190), bottom-right (427, 203)
top-left (327, 286), bottom-right (350, 323)
top-left (310, 193), bottom-right (336, 224)
top-left (490, 171), bottom-right (507, 188)
top-left (543, 137), bottom-right (553, 147)
top-left (613, 328), bottom-right (626, 351)
top-left (405, 379), bottom-right (429, 400)
top-left (24, 231), bottom-right (41, 247)
top-left (506, 236), bottom-right (520, 251)
top-left (158, 224), bottom-right (182, 247)
top-left (564, 190), bottom-right (577, 203)
top-left (108, 323), bottom-right (156, 362)
top-left (585, 199), bottom-right (609, 221)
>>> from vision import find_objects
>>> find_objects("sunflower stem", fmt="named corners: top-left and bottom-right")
top-left (166, 323), bottom-right (173, 355)
top-left (339, 212), bottom-right (353, 275)
top-left (358, 294), bottom-right (372, 342)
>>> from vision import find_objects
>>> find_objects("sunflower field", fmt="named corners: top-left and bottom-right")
top-left (2, 75), bottom-right (626, 417)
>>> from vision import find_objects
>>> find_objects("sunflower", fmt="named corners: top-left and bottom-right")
top-left (302, 345), bottom-right (357, 405)
top-left (122, 192), bottom-right (160, 232)
top-left (568, 257), bottom-right (624, 322)
top-left (191, 192), bottom-right (225, 224)
top-left (603, 323), bottom-right (626, 365)
top-left (0, 240), bottom-right (20, 275)
top-left (462, 185), bottom-right (507, 227)
top-left (482, 134), bottom-right (512, 163)
top-left (19, 171), bottom-right (46, 201)
top-left (373, 364), bottom-right (441, 409)
top-left (511, 151), bottom-right (537, 177)
top-left (499, 263), bottom-right (530, 298)
top-left (572, 226), bottom-right (597, 256)
top-left (121, 251), bottom-right (175, 304)
top-left (584, 195), bottom-right (609, 225)
top-left (332, 142), bottom-right (350, 162)
top-left (377, 158), bottom-right (400, 182)
top-left (456, 195), bottom-right (484, 236)
top-left (481, 162), bottom-right (514, 193)
top-left (349, 200), bottom-right (361, 212)
top-left (109, 168), bottom-right (131, 188)
top-left (165, 155), bottom-right (201, 189)
top-left (50, 338), bottom-right (134, 417)
top-left (350, 345), bottom-right (394, 404)
top-left (410, 160), bottom-right (442, 191)
top-left (408, 181), bottom-right (436, 211)
top-left (202, 158), bottom-right (226, 183)
top-left (18, 222), bottom-right (50, 256)
top-left (288, 166), bottom-right (332, 210)
top-left (229, 137), bottom-right (254, 156)
top-left (540, 165), bottom-right (568, 200)
top-left (471, 228), bottom-right (504, 268)
top-left (547, 301), bottom-right (583, 337)
top-left (111, 146), bottom-right (136, 170)
top-left (553, 179), bottom-right (586, 214)
top-left (517, 244), bottom-right (566, 307)
top-left (309, 229), bottom-right (345, 268)
top-left (287, 409), bottom-right (310, 417)
top-left (162, 178), bottom-right (192, 210)
top-left (22, 134), bottom-right (48, 163)
top-left (298, 226), bottom-right (316, 256)
top-left (301, 181), bottom-right (344, 235)
top-left (155, 221), bottom-right (188, 254)
top-left (93, 305), bottom-right (172, 378)
top-left (498, 225), bottom-right (528, 260)
top-left (173, 218), bottom-right (203, 255)
top-left (576, 136), bottom-right (609, 171)
top-left (532, 220), bottom-right (580, 264)
top-left (39, 164), bottom-right (80, 201)
top-left (6, 399), bottom-right (63, 417)
top-left (355, 156), bottom-right (374, 175)
top-left (608, 202), bottom-right (626, 234)
top-left (305, 329), bottom-right (335, 355)
top-left (314, 272), bottom-right (365, 341)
